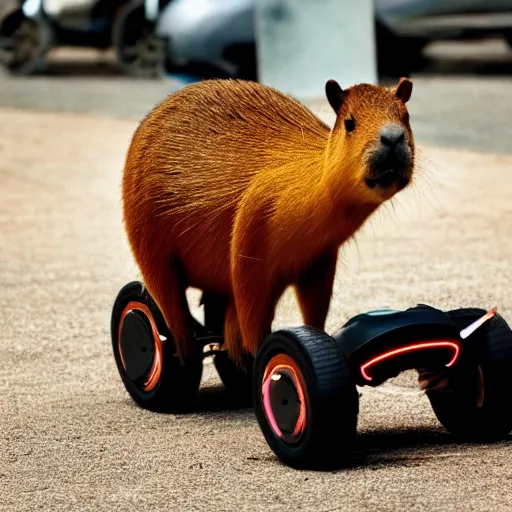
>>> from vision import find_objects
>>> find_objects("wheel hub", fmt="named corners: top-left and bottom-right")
top-left (262, 354), bottom-right (307, 443)
top-left (268, 372), bottom-right (301, 435)
top-left (137, 36), bottom-right (160, 59)
top-left (119, 309), bottom-right (155, 382)
top-left (0, 18), bottom-right (40, 69)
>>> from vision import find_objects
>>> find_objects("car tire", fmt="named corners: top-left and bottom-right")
top-left (113, 0), bottom-right (166, 78)
top-left (214, 351), bottom-right (254, 404)
top-left (0, 10), bottom-right (53, 76)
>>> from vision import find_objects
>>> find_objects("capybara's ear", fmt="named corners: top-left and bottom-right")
top-left (395, 77), bottom-right (413, 103)
top-left (325, 79), bottom-right (345, 113)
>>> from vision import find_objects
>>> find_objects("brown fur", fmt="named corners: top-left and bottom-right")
top-left (122, 78), bottom-right (415, 366)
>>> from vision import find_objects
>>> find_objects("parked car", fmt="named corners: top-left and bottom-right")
top-left (375, 0), bottom-right (512, 74)
top-left (156, 0), bottom-right (256, 79)
top-left (2, 0), bottom-right (512, 78)
top-left (0, 0), bottom-right (139, 75)
top-left (154, 0), bottom-right (512, 79)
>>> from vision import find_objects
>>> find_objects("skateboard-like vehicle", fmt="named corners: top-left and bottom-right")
top-left (111, 281), bottom-right (512, 469)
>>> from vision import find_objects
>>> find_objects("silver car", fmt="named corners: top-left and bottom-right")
top-left (154, 0), bottom-right (512, 79)
top-left (155, 0), bottom-right (255, 79)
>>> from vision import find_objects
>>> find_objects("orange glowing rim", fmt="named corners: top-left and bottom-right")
top-left (360, 340), bottom-right (461, 382)
top-left (261, 353), bottom-right (308, 442)
top-left (118, 301), bottom-right (163, 392)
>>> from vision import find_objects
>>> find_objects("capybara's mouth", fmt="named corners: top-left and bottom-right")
top-left (365, 170), bottom-right (410, 190)
top-left (366, 141), bottom-right (412, 193)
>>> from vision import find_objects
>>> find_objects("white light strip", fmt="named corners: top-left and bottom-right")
top-left (459, 308), bottom-right (497, 340)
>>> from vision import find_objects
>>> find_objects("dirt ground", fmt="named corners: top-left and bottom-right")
top-left (1, 39), bottom-right (512, 511)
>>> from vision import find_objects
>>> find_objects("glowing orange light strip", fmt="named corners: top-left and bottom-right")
top-left (360, 340), bottom-right (460, 382)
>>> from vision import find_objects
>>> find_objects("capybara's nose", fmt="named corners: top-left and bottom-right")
top-left (380, 124), bottom-right (405, 148)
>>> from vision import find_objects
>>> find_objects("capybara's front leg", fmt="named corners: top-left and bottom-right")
top-left (295, 249), bottom-right (338, 330)
top-left (231, 258), bottom-right (277, 366)
top-left (229, 202), bottom-right (277, 366)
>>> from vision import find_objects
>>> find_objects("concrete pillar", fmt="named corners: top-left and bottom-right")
top-left (255, 0), bottom-right (377, 100)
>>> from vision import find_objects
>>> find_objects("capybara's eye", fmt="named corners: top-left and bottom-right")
top-left (344, 118), bottom-right (356, 132)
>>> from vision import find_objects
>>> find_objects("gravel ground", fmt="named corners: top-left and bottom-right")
top-left (1, 40), bottom-right (512, 511)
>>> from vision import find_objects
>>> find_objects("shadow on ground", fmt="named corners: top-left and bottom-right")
top-left (346, 428), bottom-right (512, 470)
top-left (124, 382), bottom-right (512, 472)
top-left (193, 385), bottom-right (254, 413)
top-left (256, 428), bottom-right (512, 471)
top-left (118, 383), bottom-right (254, 415)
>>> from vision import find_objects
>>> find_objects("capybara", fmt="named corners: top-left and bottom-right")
top-left (122, 77), bottom-right (415, 367)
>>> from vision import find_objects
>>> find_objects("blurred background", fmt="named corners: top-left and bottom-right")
top-left (2, 0), bottom-right (512, 152)
top-left (1, 0), bottom-right (512, 88)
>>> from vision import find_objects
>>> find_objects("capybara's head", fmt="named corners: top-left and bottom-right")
top-left (325, 77), bottom-right (415, 204)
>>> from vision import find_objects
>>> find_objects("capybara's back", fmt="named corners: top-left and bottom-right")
top-left (122, 77), bottom-right (415, 366)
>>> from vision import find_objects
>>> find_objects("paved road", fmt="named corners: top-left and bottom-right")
top-left (1, 41), bottom-right (512, 511)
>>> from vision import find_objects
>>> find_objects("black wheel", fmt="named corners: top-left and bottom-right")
top-left (425, 308), bottom-right (512, 439)
top-left (0, 10), bottom-right (53, 76)
top-left (111, 281), bottom-right (203, 412)
top-left (253, 327), bottom-right (359, 469)
top-left (214, 351), bottom-right (254, 404)
top-left (200, 292), bottom-right (254, 403)
top-left (113, 0), bottom-right (166, 78)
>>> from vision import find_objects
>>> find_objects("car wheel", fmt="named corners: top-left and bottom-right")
top-left (113, 0), bottom-right (166, 78)
top-left (0, 10), bottom-right (53, 76)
